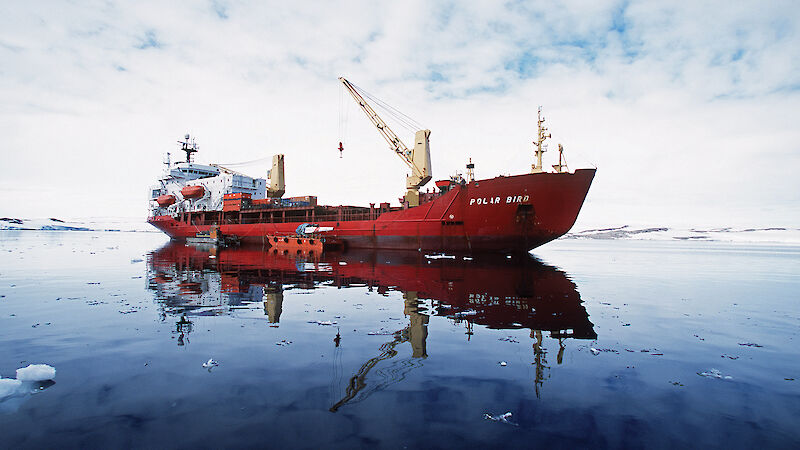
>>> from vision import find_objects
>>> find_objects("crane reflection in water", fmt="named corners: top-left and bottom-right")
top-left (146, 243), bottom-right (596, 407)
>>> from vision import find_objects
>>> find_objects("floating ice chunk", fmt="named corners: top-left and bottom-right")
top-left (424, 253), bottom-right (456, 260)
top-left (202, 359), bottom-right (219, 370)
top-left (16, 364), bottom-right (56, 382)
top-left (309, 320), bottom-right (337, 326)
top-left (697, 368), bottom-right (732, 380)
top-left (2, 364), bottom-right (57, 405)
top-left (367, 330), bottom-right (395, 335)
top-left (590, 348), bottom-right (600, 356)
top-left (484, 412), bottom-right (518, 426)
top-left (0, 378), bottom-right (23, 397)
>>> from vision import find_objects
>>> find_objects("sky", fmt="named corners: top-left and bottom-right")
top-left (1, 0), bottom-right (798, 228)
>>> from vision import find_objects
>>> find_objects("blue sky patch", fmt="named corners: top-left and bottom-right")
top-left (212, 0), bottom-right (229, 20)
top-left (136, 31), bottom-right (161, 50)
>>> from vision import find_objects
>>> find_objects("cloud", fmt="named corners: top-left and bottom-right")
top-left (0, 0), bottom-right (798, 227)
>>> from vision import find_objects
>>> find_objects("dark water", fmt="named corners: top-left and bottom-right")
top-left (1, 231), bottom-right (798, 449)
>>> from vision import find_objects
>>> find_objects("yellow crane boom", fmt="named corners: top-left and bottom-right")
top-left (339, 77), bottom-right (432, 207)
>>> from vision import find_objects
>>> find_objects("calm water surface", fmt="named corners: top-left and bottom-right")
top-left (0, 231), bottom-right (798, 448)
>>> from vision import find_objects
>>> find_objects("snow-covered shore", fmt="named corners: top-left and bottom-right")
top-left (3, 217), bottom-right (799, 244)
top-left (566, 225), bottom-right (800, 244)
top-left (0, 217), bottom-right (155, 233)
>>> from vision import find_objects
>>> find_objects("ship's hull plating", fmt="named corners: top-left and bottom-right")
top-left (148, 169), bottom-right (595, 253)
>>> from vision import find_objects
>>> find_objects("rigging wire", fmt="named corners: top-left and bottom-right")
top-left (215, 155), bottom-right (274, 167)
top-left (349, 81), bottom-right (426, 133)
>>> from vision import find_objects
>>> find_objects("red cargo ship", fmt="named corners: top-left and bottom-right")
top-left (148, 79), bottom-right (595, 253)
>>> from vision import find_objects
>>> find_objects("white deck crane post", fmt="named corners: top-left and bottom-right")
top-left (338, 77), bottom-right (432, 207)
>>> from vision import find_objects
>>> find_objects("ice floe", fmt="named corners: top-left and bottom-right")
top-left (424, 253), bottom-right (456, 260)
top-left (0, 378), bottom-right (23, 397)
top-left (202, 358), bottom-right (219, 370)
top-left (16, 364), bottom-right (56, 382)
top-left (697, 368), bottom-right (732, 380)
top-left (0, 364), bottom-right (56, 412)
top-left (484, 412), bottom-right (518, 426)
top-left (309, 320), bottom-right (337, 326)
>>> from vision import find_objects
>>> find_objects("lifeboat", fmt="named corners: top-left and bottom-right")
top-left (181, 185), bottom-right (205, 199)
top-left (435, 180), bottom-right (451, 189)
top-left (156, 194), bottom-right (176, 207)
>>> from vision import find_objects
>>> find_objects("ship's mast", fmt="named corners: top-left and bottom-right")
top-left (177, 134), bottom-right (199, 163)
top-left (531, 107), bottom-right (551, 173)
top-left (466, 158), bottom-right (475, 183)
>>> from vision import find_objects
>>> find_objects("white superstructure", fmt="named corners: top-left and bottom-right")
top-left (148, 135), bottom-right (270, 217)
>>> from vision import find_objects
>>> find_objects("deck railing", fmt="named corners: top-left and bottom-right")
top-left (184, 209), bottom-right (385, 227)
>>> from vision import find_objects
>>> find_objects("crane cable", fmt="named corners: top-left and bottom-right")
top-left (348, 81), bottom-right (426, 134)
top-left (215, 155), bottom-right (273, 167)
top-left (338, 83), bottom-right (349, 156)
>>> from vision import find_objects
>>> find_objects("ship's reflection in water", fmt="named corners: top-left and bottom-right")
top-left (147, 242), bottom-right (596, 406)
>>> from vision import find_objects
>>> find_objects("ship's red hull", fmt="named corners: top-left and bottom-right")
top-left (148, 169), bottom-right (595, 253)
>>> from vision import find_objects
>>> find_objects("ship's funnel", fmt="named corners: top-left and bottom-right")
top-left (268, 154), bottom-right (285, 198)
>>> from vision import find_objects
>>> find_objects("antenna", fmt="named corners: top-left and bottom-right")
top-left (177, 134), bottom-right (199, 163)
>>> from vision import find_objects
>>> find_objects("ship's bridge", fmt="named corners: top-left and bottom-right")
top-left (170, 163), bottom-right (220, 180)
